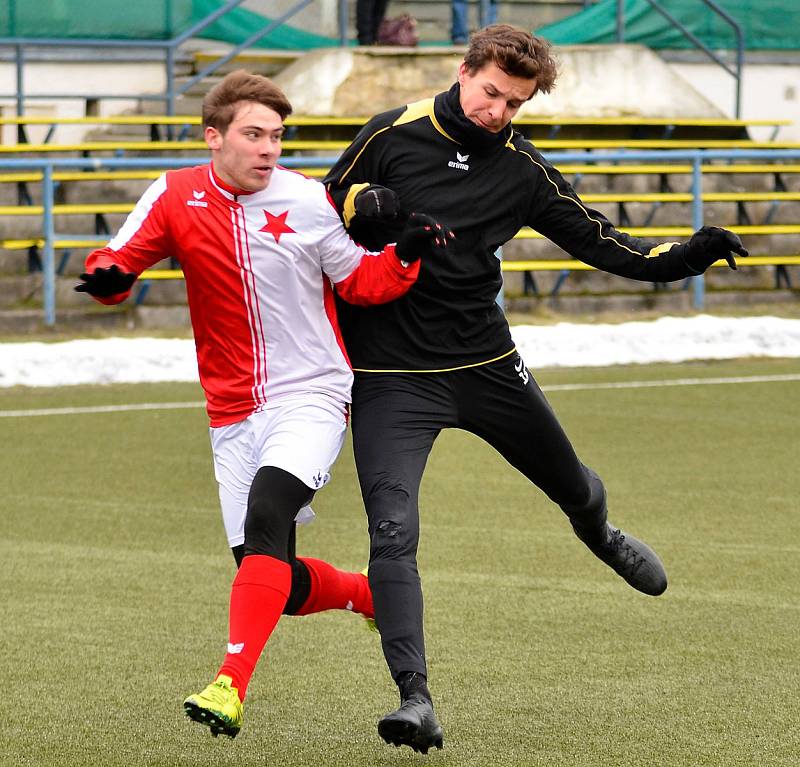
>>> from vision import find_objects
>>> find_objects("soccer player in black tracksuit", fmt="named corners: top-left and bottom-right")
top-left (325, 24), bottom-right (748, 753)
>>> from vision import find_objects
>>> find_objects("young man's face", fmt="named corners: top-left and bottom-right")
top-left (457, 61), bottom-right (537, 133)
top-left (205, 101), bottom-right (284, 193)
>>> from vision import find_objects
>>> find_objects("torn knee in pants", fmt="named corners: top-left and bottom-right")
top-left (376, 519), bottom-right (402, 539)
top-left (370, 515), bottom-right (418, 560)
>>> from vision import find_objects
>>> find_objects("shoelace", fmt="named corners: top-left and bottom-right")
top-left (204, 680), bottom-right (235, 705)
top-left (604, 529), bottom-right (645, 575)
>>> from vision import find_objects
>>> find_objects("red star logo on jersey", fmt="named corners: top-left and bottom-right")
top-left (259, 210), bottom-right (296, 243)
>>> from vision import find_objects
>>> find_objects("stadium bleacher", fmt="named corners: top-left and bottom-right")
top-left (0, 2), bottom-right (798, 328)
top-left (3, 137), bottom-right (798, 318)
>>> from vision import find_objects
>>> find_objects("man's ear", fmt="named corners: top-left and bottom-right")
top-left (204, 125), bottom-right (222, 151)
top-left (457, 61), bottom-right (467, 86)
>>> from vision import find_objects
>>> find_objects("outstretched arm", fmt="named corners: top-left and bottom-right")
top-left (526, 154), bottom-right (747, 282)
top-left (667, 226), bottom-right (748, 273)
top-left (75, 174), bottom-right (172, 304)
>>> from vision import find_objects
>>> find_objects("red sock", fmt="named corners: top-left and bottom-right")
top-left (294, 557), bottom-right (374, 619)
top-left (217, 554), bottom-right (291, 701)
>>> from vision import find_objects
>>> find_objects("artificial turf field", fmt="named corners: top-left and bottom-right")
top-left (1, 357), bottom-right (798, 767)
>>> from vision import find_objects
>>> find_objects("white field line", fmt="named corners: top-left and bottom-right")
top-left (0, 401), bottom-right (206, 417)
top-left (543, 372), bottom-right (800, 392)
top-left (1, 373), bottom-right (798, 418)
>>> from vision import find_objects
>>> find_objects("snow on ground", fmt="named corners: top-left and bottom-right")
top-left (1, 315), bottom-right (799, 388)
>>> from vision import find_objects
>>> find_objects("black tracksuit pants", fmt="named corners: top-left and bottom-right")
top-left (351, 351), bottom-right (608, 680)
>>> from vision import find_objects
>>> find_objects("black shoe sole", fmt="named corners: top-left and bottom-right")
top-left (378, 717), bottom-right (444, 754)
top-left (184, 702), bottom-right (240, 739)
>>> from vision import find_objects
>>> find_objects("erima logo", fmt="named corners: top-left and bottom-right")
top-left (514, 356), bottom-right (530, 386)
top-left (227, 642), bottom-right (244, 654)
top-left (187, 190), bottom-right (208, 208)
top-left (448, 151), bottom-right (470, 171)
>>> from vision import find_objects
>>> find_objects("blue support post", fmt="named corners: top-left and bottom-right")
top-left (165, 46), bottom-right (176, 118)
top-left (42, 164), bottom-right (56, 326)
top-left (15, 43), bottom-right (23, 117)
top-left (616, 0), bottom-right (625, 42)
top-left (0, 147), bottom-right (795, 327)
top-left (339, 0), bottom-right (349, 45)
top-left (691, 156), bottom-right (704, 311)
top-left (479, 0), bottom-right (491, 28)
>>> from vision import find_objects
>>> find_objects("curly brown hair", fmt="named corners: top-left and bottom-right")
top-left (463, 24), bottom-right (558, 95)
top-left (202, 69), bottom-right (293, 133)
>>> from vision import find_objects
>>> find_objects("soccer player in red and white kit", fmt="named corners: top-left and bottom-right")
top-left (76, 70), bottom-right (452, 739)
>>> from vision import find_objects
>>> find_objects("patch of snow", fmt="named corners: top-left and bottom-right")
top-left (1, 315), bottom-right (798, 388)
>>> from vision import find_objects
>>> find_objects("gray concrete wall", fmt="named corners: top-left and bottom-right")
top-left (0, 61), bottom-right (166, 144)
top-left (275, 44), bottom-right (726, 118)
top-left (244, 0), bottom-right (342, 38)
top-left (243, 0), bottom-right (585, 41)
top-left (668, 62), bottom-right (800, 141)
top-left (0, 45), bottom-right (796, 141)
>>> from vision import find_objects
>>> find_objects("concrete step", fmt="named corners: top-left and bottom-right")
top-left (500, 262), bottom-right (793, 296)
top-left (0, 305), bottom-right (190, 334)
top-left (82, 124), bottom-right (203, 142)
top-left (356, 0), bottom-right (577, 42)
top-left (2, 261), bottom-right (795, 315)
top-left (190, 49), bottom-right (302, 78)
top-left (0, 216), bottom-right (128, 240)
top-left (0, 274), bottom-right (39, 309)
top-left (4, 287), bottom-right (796, 335)
top-left (506, 286), bottom-right (800, 315)
top-left (172, 74), bottom-right (226, 100)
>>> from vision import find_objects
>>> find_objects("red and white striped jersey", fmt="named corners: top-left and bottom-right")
top-left (86, 164), bottom-right (418, 426)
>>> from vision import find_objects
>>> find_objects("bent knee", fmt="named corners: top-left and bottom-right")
top-left (363, 475), bottom-right (420, 558)
top-left (369, 513), bottom-right (419, 560)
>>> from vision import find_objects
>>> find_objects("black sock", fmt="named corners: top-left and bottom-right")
top-left (397, 671), bottom-right (431, 703)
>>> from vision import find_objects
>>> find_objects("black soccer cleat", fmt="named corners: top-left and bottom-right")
top-left (576, 522), bottom-right (668, 596)
top-left (378, 697), bottom-right (444, 754)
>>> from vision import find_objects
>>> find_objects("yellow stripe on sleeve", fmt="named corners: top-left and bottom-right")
top-left (343, 182), bottom-right (370, 228)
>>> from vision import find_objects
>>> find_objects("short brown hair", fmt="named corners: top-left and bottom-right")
top-left (202, 69), bottom-right (293, 132)
top-left (464, 24), bottom-right (558, 95)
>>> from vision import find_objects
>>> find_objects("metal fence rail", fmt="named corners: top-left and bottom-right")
top-left (614, 0), bottom-right (744, 117)
top-left (3, 147), bottom-right (800, 325)
top-left (0, 0), bottom-right (339, 117)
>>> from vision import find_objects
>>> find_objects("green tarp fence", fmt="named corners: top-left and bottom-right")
top-left (2, 0), bottom-right (798, 50)
top-left (537, 0), bottom-right (800, 50)
top-left (0, 0), bottom-right (338, 48)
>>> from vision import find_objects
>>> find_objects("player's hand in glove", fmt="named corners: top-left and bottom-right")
top-left (355, 184), bottom-right (400, 220)
top-left (74, 264), bottom-right (137, 297)
top-left (674, 226), bottom-right (748, 272)
top-left (395, 212), bottom-right (454, 264)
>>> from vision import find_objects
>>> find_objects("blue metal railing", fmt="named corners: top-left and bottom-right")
top-left (0, 0), bottom-right (337, 118)
top-left (615, 0), bottom-right (744, 117)
top-left (3, 147), bottom-right (800, 325)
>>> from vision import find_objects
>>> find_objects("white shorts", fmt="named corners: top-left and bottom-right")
top-left (210, 395), bottom-right (348, 547)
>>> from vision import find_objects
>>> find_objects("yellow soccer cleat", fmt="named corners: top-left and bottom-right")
top-left (183, 675), bottom-right (244, 739)
top-left (361, 566), bottom-right (378, 634)
top-left (364, 615), bottom-right (378, 633)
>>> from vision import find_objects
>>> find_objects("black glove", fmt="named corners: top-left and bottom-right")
top-left (674, 226), bottom-right (748, 273)
top-left (354, 184), bottom-right (400, 220)
top-left (75, 264), bottom-right (137, 298)
top-left (395, 213), bottom-right (454, 264)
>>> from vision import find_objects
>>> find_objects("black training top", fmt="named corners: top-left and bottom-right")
top-left (325, 83), bottom-right (698, 372)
